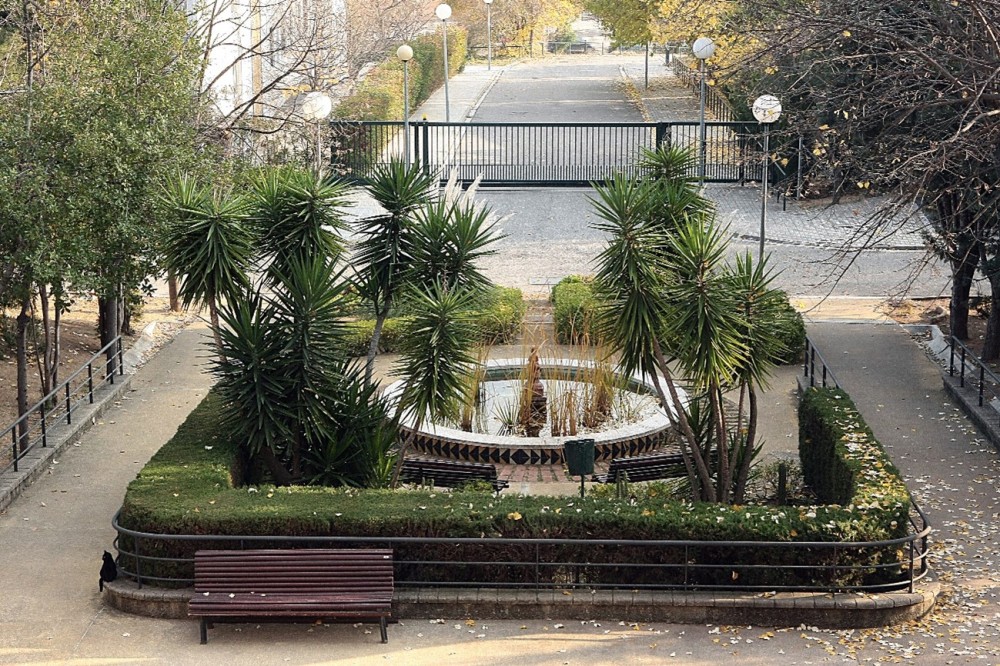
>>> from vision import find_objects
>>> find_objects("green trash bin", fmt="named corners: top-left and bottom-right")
top-left (563, 438), bottom-right (595, 477)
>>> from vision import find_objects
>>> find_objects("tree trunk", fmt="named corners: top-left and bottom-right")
top-left (950, 246), bottom-right (979, 340)
top-left (206, 293), bottom-right (227, 364)
top-left (257, 446), bottom-right (293, 486)
top-left (36, 283), bottom-right (52, 396)
top-left (364, 309), bottom-right (389, 387)
top-left (167, 270), bottom-right (181, 312)
top-left (732, 383), bottom-right (758, 504)
top-left (983, 289), bottom-right (1000, 361)
top-left (98, 293), bottom-right (119, 377)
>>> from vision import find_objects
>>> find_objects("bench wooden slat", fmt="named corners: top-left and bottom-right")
top-left (592, 450), bottom-right (695, 484)
top-left (189, 549), bottom-right (393, 644)
top-left (400, 456), bottom-right (509, 492)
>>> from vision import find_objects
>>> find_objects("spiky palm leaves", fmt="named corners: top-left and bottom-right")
top-left (161, 175), bottom-right (253, 360)
top-left (591, 147), bottom-right (789, 504)
top-left (389, 282), bottom-right (480, 487)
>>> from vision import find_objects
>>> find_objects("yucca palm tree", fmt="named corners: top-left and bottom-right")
top-left (353, 160), bottom-right (435, 386)
top-left (248, 165), bottom-right (350, 279)
top-left (213, 258), bottom-right (356, 485)
top-left (389, 281), bottom-right (479, 487)
top-left (592, 148), bottom-right (788, 504)
top-left (161, 175), bottom-right (253, 360)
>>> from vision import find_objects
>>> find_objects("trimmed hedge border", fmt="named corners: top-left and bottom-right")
top-left (549, 276), bottom-right (805, 363)
top-left (117, 382), bottom-right (916, 589)
top-left (343, 286), bottom-right (525, 356)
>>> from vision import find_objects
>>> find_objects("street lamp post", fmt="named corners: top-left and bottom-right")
top-left (436, 3), bottom-right (452, 122)
top-left (692, 37), bottom-right (716, 184)
top-left (484, 0), bottom-right (493, 70)
top-left (752, 94), bottom-right (783, 262)
top-left (397, 44), bottom-right (414, 165)
top-left (301, 91), bottom-right (332, 174)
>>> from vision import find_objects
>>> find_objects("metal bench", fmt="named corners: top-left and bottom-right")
top-left (592, 450), bottom-right (691, 484)
top-left (188, 549), bottom-right (393, 644)
top-left (400, 456), bottom-right (510, 492)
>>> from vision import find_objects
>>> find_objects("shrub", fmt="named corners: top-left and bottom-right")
top-left (342, 286), bottom-right (524, 356)
top-left (773, 292), bottom-right (806, 364)
top-left (119, 384), bottom-right (913, 590)
top-left (798, 386), bottom-right (909, 533)
top-left (334, 27), bottom-right (468, 122)
top-left (551, 277), bottom-right (597, 344)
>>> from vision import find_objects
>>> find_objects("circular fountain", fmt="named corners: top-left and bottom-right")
top-left (384, 357), bottom-right (685, 465)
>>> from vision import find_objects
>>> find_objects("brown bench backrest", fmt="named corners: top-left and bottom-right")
top-left (193, 549), bottom-right (393, 596)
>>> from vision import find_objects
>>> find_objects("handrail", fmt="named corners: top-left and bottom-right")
top-left (804, 336), bottom-right (841, 389)
top-left (111, 500), bottom-right (930, 593)
top-left (2, 336), bottom-right (123, 475)
top-left (948, 336), bottom-right (1000, 425)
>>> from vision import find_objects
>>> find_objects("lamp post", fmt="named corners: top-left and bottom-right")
top-left (752, 94), bottom-right (782, 262)
top-left (484, 0), bottom-right (493, 70)
top-left (301, 91), bottom-right (332, 174)
top-left (397, 44), bottom-right (414, 165)
top-left (436, 3), bottom-right (452, 122)
top-left (692, 37), bottom-right (716, 184)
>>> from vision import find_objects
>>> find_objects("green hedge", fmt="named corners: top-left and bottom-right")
top-left (799, 387), bottom-right (909, 542)
top-left (774, 292), bottom-right (806, 364)
top-left (119, 384), bottom-right (912, 589)
top-left (342, 286), bottom-right (525, 356)
top-left (334, 27), bottom-right (468, 121)
top-left (551, 276), bottom-right (597, 344)
top-left (550, 277), bottom-right (804, 362)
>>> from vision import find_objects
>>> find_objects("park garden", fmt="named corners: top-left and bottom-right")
top-left (114, 147), bottom-right (920, 594)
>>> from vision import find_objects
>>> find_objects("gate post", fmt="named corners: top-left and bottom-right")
top-left (420, 122), bottom-right (431, 178)
top-left (654, 122), bottom-right (670, 149)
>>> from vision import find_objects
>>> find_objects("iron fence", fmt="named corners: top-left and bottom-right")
top-left (804, 337), bottom-right (841, 389)
top-left (330, 120), bottom-right (766, 187)
top-left (948, 336), bottom-right (1000, 426)
top-left (2, 336), bottom-right (123, 475)
top-left (112, 503), bottom-right (929, 594)
top-left (668, 57), bottom-right (737, 123)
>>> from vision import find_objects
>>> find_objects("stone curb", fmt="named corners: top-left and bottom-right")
top-left (103, 579), bottom-right (937, 629)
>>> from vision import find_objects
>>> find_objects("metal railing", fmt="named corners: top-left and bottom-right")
top-left (948, 336), bottom-right (1000, 425)
top-left (330, 120), bottom-right (765, 187)
top-left (112, 503), bottom-right (930, 594)
top-left (804, 337), bottom-right (841, 389)
top-left (2, 336), bottom-right (123, 475)
top-left (668, 57), bottom-right (737, 123)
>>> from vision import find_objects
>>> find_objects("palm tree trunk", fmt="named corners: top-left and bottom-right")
top-left (207, 293), bottom-right (227, 364)
top-left (652, 339), bottom-right (715, 502)
top-left (709, 385), bottom-right (730, 503)
top-left (364, 310), bottom-right (389, 387)
top-left (732, 383), bottom-right (758, 503)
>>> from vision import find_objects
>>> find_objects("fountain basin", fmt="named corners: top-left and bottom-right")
top-left (385, 358), bottom-right (686, 465)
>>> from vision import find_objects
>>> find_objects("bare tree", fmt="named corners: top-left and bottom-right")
top-left (733, 0), bottom-right (1000, 348)
top-left (187, 0), bottom-right (429, 161)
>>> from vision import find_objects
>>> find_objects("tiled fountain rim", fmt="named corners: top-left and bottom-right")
top-left (384, 358), bottom-right (686, 449)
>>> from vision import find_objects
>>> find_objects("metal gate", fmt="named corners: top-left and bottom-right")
top-left (330, 120), bottom-right (766, 187)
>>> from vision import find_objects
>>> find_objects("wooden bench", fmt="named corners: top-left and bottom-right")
top-left (188, 549), bottom-right (393, 644)
top-left (400, 456), bottom-right (510, 492)
top-left (592, 450), bottom-right (691, 484)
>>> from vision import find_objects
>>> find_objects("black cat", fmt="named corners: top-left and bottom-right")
top-left (99, 551), bottom-right (117, 592)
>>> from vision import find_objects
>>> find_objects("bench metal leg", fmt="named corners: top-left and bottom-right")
top-left (200, 618), bottom-right (208, 644)
top-left (380, 617), bottom-right (388, 643)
